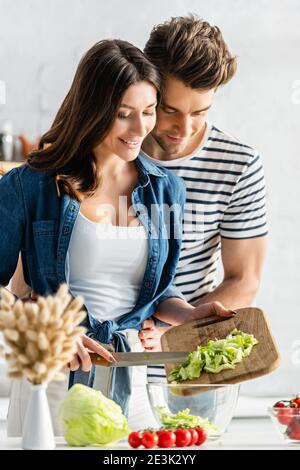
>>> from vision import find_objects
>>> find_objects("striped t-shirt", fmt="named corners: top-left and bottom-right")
top-left (143, 122), bottom-right (268, 382)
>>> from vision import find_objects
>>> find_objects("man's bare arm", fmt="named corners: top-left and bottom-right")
top-left (139, 236), bottom-right (267, 351)
top-left (193, 236), bottom-right (267, 308)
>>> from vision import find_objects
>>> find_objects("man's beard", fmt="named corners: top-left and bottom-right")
top-left (152, 133), bottom-right (184, 157)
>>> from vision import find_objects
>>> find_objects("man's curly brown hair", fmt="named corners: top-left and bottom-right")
top-left (144, 15), bottom-right (237, 89)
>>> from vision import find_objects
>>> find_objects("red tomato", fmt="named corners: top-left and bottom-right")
top-left (128, 431), bottom-right (143, 449)
top-left (175, 429), bottom-right (191, 447)
top-left (291, 397), bottom-right (300, 408)
top-left (274, 401), bottom-right (286, 408)
top-left (276, 408), bottom-right (295, 426)
top-left (188, 428), bottom-right (199, 446)
top-left (141, 431), bottom-right (159, 449)
top-left (157, 430), bottom-right (176, 448)
top-left (195, 427), bottom-right (207, 446)
top-left (287, 420), bottom-right (300, 440)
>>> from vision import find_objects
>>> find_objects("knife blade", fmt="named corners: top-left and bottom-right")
top-left (89, 351), bottom-right (190, 367)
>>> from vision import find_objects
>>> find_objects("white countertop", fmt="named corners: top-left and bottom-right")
top-left (0, 408), bottom-right (298, 450)
top-left (0, 420), bottom-right (296, 450)
top-left (0, 396), bottom-right (298, 450)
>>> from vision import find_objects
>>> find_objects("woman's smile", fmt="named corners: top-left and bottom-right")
top-left (118, 137), bottom-right (143, 149)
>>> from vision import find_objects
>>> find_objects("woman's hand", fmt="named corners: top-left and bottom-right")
top-left (10, 254), bottom-right (32, 299)
top-left (138, 318), bottom-right (171, 352)
top-left (68, 335), bottom-right (116, 372)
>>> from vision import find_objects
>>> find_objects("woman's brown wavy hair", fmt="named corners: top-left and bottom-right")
top-left (27, 40), bottom-right (161, 200)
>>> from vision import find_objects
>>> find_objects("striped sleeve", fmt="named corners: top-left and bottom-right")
top-left (220, 153), bottom-right (268, 239)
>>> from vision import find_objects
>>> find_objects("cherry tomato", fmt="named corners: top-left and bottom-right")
top-left (274, 401), bottom-right (286, 408)
top-left (128, 431), bottom-right (143, 448)
top-left (175, 429), bottom-right (191, 447)
top-left (141, 431), bottom-right (159, 449)
top-left (291, 397), bottom-right (300, 408)
top-left (188, 428), bottom-right (199, 446)
top-left (157, 430), bottom-right (176, 448)
top-left (195, 427), bottom-right (207, 446)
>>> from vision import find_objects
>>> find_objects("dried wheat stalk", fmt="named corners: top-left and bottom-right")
top-left (0, 284), bottom-right (87, 384)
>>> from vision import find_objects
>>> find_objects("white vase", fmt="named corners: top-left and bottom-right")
top-left (22, 382), bottom-right (56, 450)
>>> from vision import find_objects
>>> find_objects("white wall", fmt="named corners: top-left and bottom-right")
top-left (0, 0), bottom-right (300, 395)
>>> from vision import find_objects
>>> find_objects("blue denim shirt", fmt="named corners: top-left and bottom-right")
top-left (0, 153), bottom-right (186, 413)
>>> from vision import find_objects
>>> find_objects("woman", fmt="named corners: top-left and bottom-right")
top-left (0, 39), bottom-right (232, 433)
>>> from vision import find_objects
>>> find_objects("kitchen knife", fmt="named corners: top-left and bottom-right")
top-left (90, 351), bottom-right (190, 367)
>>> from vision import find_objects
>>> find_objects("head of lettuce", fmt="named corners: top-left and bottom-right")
top-left (59, 384), bottom-right (130, 447)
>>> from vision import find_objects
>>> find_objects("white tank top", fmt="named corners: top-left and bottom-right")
top-left (68, 212), bottom-right (148, 322)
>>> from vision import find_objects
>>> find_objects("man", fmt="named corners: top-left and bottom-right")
top-left (139, 16), bottom-right (268, 381)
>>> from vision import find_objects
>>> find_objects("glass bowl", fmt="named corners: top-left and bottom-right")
top-left (146, 383), bottom-right (239, 440)
top-left (267, 406), bottom-right (300, 445)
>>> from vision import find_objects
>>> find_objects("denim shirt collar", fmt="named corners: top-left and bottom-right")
top-left (135, 153), bottom-right (166, 181)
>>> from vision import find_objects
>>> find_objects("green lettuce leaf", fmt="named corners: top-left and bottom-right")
top-left (59, 384), bottom-right (130, 447)
top-left (169, 329), bottom-right (258, 383)
top-left (156, 406), bottom-right (218, 434)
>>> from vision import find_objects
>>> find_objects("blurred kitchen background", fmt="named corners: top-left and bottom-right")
top-left (0, 0), bottom-right (299, 402)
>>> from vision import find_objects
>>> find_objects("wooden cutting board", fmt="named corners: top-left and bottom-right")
top-left (161, 307), bottom-right (280, 385)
